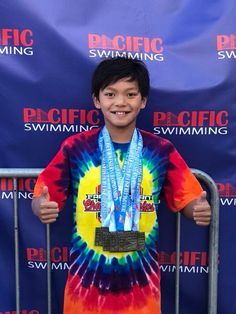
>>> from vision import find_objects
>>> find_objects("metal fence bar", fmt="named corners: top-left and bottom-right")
top-left (175, 169), bottom-right (219, 314)
top-left (192, 169), bottom-right (220, 314)
top-left (46, 223), bottom-right (52, 314)
top-left (0, 168), bottom-right (219, 314)
top-left (0, 169), bottom-right (50, 314)
top-left (0, 168), bottom-right (43, 178)
top-left (13, 177), bottom-right (20, 314)
top-left (175, 212), bottom-right (181, 314)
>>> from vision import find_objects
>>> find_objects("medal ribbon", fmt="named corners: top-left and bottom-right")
top-left (98, 126), bottom-right (143, 232)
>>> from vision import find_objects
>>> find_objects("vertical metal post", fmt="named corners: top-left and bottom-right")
top-left (13, 177), bottom-right (20, 314)
top-left (175, 169), bottom-right (219, 314)
top-left (175, 212), bottom-right (181, 314)
top-left (0, 169), bottom-right (44, 314)
top-left (46, 224), bottom-right (52, 314)
top-left (191, 169), bottom-right (219, 314)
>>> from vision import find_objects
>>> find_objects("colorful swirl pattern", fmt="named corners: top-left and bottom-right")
top-left (34, 128), bottom-right (202, 314)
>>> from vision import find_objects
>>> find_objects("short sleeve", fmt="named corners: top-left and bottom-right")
top-left (33, 140), bottom-right (71, 210)
top-left (161, 144), bottom-right (202, 212)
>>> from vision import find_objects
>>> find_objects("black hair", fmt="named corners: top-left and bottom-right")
top-left (91, 57), bottom-right (150, 99)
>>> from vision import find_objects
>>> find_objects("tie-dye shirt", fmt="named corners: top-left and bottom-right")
top-left (34, 128), bottom-right (202, 314)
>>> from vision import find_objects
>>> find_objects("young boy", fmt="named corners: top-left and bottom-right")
top-left (32, 57), bottom-right (211, 314)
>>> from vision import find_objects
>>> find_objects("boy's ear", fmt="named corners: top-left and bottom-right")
top-left (92, 95), bottom-right (101, 109)
top-left (141, 97), bottom-right (147, 109)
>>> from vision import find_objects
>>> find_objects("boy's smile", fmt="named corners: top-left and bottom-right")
top-left (93, 78), bottom-right (147, 142)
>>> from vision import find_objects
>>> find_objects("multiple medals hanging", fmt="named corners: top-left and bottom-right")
top-left (95, 126), bottom-right (145, 252)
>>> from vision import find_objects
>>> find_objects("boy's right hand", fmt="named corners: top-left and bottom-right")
top-left (32, 186), bottom-right (59, 224)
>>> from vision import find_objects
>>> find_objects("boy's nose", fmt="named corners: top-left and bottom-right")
top-left (114, 95), bottom-right (126, 106)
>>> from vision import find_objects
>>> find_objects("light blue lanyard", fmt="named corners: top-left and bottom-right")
top-left (98, 126), bottom-right (143, 232)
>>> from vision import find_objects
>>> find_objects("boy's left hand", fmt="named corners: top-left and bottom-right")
top-left (192, 191), bottom-right (211, 226)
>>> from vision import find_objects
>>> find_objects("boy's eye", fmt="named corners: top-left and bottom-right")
top-left (127, 92), bottom-right (138, 98)
top-left (104, 92), bottom-right (114, 97)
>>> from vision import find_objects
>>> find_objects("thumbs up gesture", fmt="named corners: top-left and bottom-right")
top-left (32, 186), bottom-right (59, 224)
top-left (192, 191), bottom-right (211, 226)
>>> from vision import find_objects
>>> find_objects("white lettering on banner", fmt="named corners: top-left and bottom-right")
top-left (0, 46), bottom-right (33, 55)
top-left (153, 126), bottom-right (228, 135)
top-left (1, 192), bottom-right (33, 199)
top-left (220, 198), bottom-right (236, 206)
top-left (160, 265), bottom-right (209, 273)
top-left (27, 261), bottom-right (69, 270)
top-left (24, 123), bottom-right (99, 133)
top-left (89, 49), bottom-right (164, 61)
top-left (218, 50), bottom-right (236, 59)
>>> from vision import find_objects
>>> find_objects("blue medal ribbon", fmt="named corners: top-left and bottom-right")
top-left (98, 126), bottom-right (143, 232)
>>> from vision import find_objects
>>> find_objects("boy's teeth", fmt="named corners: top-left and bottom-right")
top-left (116, 112), bottom-right (126, 115)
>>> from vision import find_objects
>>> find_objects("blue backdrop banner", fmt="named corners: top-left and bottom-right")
top-left (0, 1), bottom-right (235, 313)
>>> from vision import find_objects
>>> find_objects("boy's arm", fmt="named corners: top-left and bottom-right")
top-left (182, 191), bottom-right (211, 226)
top-left (32, 137), bottom-right (72, 224)
top-left (32, 186), bottom-right (59, 224)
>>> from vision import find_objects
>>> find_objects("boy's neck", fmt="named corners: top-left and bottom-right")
top-left (105, 125), bottom-right (135, 143)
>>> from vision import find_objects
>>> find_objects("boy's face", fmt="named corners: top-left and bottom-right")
top-left (93, 78), bottom-right (147, 135)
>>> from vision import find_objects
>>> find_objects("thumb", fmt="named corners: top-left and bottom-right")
top-left (41, 186), bottom-right (50, 201)
top-left (197, 191), bottom-right (207, 204)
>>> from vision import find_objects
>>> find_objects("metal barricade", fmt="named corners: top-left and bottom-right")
top-left (175, 169), bottom-right (220, 314)
top-left (0, 169), bottom-right (49, 314)
top-left (0, 168), bottom-right (219, 314)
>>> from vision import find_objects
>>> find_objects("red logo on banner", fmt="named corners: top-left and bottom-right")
top-left (159, 251), bottom-right (208, 266)
top-left (153, 110), bottom-right (229, 135)
top-left (159, 251), bottom-right (210, 274)
top-left (217, 34), bottom-right (236, 60)
top-left (88, 33), bottom-right (164, 61)
top-left (0, 28), bottom-right (34, 56)
top-left (217, 182), bottom-right (236, 197)
top-left (23, 107), bottom-right (101, 133)
top-left (26, 247), bottom-right (70, 271)
top-left (27, 246), bottom-right (69, 262)
top-left (217, 182), bottom-right (236, 206)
